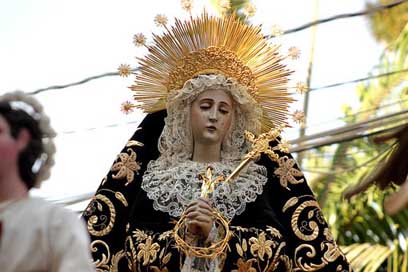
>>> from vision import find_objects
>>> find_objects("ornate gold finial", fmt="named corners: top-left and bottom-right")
top-left (199, 167), bottom-right (225, 198)
top-left (133, 33), bottom-right (147, 47)
top-left (118, 64), bottom-right (132, 77)
top-left (224, 126), bottom-right (288, 183)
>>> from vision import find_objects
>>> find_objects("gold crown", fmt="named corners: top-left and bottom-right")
top-left (129, 12), bottom-right (296, 129)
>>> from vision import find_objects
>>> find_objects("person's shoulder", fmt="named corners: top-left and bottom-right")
top-left (18, 197), bottom-right (55, 214)
top-left (26, 197), bottom-right (64, 212)
top-left (28, 197), bottom-right (82, 224)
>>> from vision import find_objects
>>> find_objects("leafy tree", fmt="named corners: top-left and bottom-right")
top-left (305, 23), bottom-right (408, 271)
top-left (366, 0), bottom-right (408, 44)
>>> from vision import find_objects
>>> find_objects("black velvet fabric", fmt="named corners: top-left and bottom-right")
top-left (83, 111), bottom-right (351, 271)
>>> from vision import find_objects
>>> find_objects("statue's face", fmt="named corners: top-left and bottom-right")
top-left (190, 89), bottom-right (234, 146)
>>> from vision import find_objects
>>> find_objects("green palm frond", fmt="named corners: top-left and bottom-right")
top-left (342, 243), bottom-right (393, 272)
top-left (344, 239), bottom-right (408, 272)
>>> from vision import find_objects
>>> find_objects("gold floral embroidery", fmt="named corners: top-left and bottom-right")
top-left (323, 242), bottom-right (343, 263)
top-left (235, 226), bottom-right (250, 232)
top-left (293, 241), bottom-right (346, 271)
top-left (232, 258), bottom-right (257, 272)
top-left (158, 230), bottom-right (173, 241)
top-left (90, 240), bottom-right (111, 270)
top-left (89, 245), bottom-right (129, 272)
top-left (279, 254), bottom-right (293, 271)
top-left (126, 130), bottom-right (144, 147)
top-left (162, 252), bottom-right (172, 264)
top-left (336, 264), bottom-right (351, 272)
top-left (249, 232), bottom-right (275, 261)
top-left (132, 229), bottom-right (149, 241)
top-left (277, 139), bottom-right (290, 153)
top-left (294, 244), bottom-right (327, 271)
top-left (242, 238), bottom-right (248, 252)
top-left (110, 250), bottom-right (126, 272)
top-left (323, 228), bottom-right (334, 241)
top-left (274, 156), bottom-right (304, 188)
top-left (231, 227), bottom-right (290, 271)
top-left (151, 266), bottom-right (169, 272)
top-left (137, 236), bottom-right (160, 266)
top-left (267, 242), bottom-right (287, 271)
top-left (84, 196), bottom-right (96, 216)
top-left (111, 148), bottom-right (141, 185)
top-left (101, 175), bottom-right (108, 186)
top-left (115, 192), bottom-right (128, 207)
top-left (266, 226), bottom-right (282, 239)
top-left (282, 196), bottom-right (299, 213)
top-left (236, 243), bottom-right (244, 257)
top-left (127, 229), bottom-right (175, 271)
top-left (125, 236), bottom-right (138, 270)
top-left (126, 140), bottom-right (144, 147)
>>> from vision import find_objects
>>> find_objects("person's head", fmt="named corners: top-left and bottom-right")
top-left (157, 74), bottom-right (262, 166)
top-left (0, 92), bottom-right (56, 189)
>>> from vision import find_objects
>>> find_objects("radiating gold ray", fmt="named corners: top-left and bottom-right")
top-left (131, 12), bottom-right (295, 129)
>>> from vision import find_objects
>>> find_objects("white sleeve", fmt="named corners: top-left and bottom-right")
top-left (48, 206), bottom-right (95, 272)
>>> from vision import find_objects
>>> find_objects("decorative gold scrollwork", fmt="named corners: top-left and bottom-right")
top-left (291, 200), bottom-right (320, 241)
top-left (110, 250), bottom-right (127, 272)
top-left (87, 194), bottom-right (116, 236)
top-left (294, 244), bottom-right (327, 271)
top-left (91, 240), bottom-right (111, 271)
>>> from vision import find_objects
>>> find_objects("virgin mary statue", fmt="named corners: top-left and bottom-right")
top-left (83, 12), bottom-right (351, 272)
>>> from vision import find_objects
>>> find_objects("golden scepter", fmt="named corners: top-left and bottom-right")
top-left (174, 126), bottom-right (285, 258)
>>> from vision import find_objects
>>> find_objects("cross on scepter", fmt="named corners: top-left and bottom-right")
top-left (198, 166), bottom-right (225, 198)
top-left (224, 127), bottom-right (283, 183)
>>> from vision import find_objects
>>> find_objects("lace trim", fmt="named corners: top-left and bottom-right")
top-left (142, 160), bottom-right (268, 220)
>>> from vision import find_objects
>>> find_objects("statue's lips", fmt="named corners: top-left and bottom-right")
top-left (206, 125), bottom-right (217, 132)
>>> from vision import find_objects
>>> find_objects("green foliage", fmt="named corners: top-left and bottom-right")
top-left (210, 0), bottom-right (251, 22)
top-left (305, 20), bottom-right (408, 271)
top-left (357, 22), bottom-right (408, 120)
top-left (366, 0), bottom-right (408, 44)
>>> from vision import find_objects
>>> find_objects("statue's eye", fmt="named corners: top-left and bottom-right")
top-left (200, 103), bottom-right (211, 110)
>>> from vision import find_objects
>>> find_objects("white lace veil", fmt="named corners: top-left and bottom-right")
top-left (142, 74), bottom-right (269, 219)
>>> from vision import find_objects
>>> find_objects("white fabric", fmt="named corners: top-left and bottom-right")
top-left (0, 197), bottom-right (94, 272)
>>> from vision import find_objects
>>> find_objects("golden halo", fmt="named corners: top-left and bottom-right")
top-left (130, 12), bottom-right (295, 129)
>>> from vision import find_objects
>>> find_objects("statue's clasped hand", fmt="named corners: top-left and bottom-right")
top-left (185, 197), bottom-right (214, 239)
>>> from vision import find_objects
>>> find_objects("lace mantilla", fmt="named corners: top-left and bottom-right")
top-left (142, 160), bottom-right (268, 220)
top-left (142, 74), bottom-right (267, 219)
